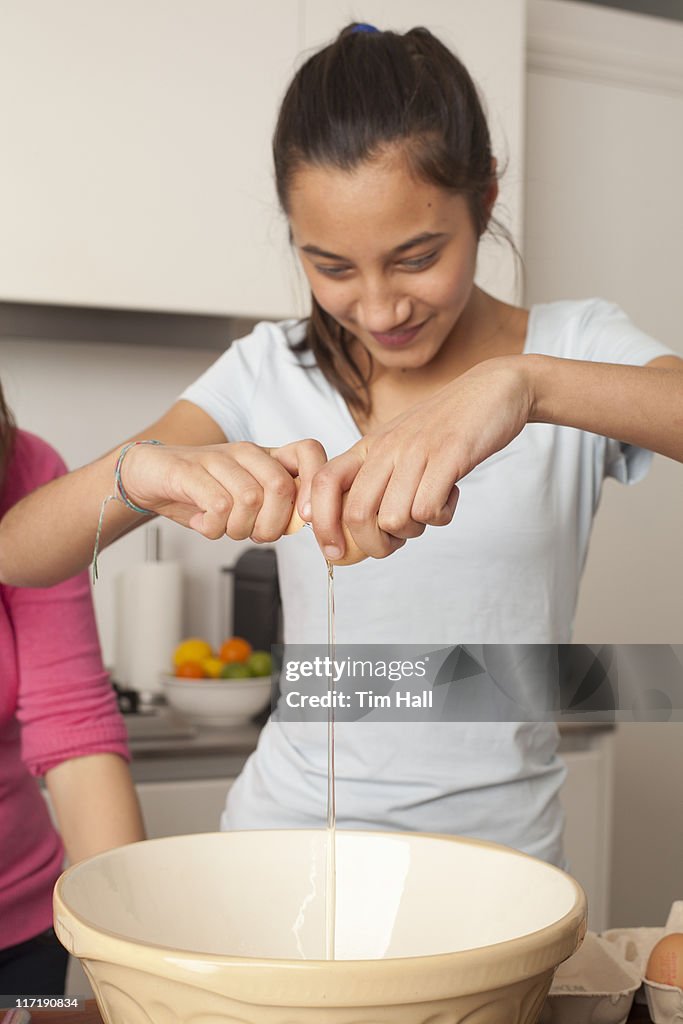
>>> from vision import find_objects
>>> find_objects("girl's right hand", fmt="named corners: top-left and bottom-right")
top-left (121, 439), bottom-right (327, 542)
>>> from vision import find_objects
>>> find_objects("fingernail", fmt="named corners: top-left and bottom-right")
top-left (302, 501), bottom-right (312, 520)
top-left (324, 545), bottom-right (342, 559)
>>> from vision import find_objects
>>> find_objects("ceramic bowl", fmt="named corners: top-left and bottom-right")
top-left (160, 672), bottom-right (272, 726)
top-left (54, 830), bottom-right (586, 1024)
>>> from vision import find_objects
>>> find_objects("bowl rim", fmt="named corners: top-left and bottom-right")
top-left (160, 673), bottom-right (274, 689)
top-left (54, 829), bottom-right (587, 1006)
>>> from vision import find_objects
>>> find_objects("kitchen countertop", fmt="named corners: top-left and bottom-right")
top-left (124, 704), bottom-right (262, 754)
top-left (122, 706), bottom-right (262, 782)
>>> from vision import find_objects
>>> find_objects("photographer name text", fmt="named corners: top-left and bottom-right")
top-left (285, 689), bottom-right (433, 709)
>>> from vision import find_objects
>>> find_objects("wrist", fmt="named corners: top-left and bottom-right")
top-left (92, 439), bottom-right (162, 583)
top-left (517, 354), bottom-right (548, 424)
top-left (477, 354), bottom-right (538, 424)
top-left (116, 439), bottom-right (163, 513)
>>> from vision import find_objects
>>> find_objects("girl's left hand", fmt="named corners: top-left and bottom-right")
top-left (310, 356), bottom-right (533, 562)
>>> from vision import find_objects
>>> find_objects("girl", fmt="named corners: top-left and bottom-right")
top-left (0, 380), bottom-right (145, 995)
top-left (0, 25), bottom-right (681, 867)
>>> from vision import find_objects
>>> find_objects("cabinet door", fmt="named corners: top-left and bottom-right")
top-left (302, 0), bottom-right (526, 303)
top-left (136, 777), bottom-right (234, 838)
top-left (0, 1), bottom-right (300, 317)
top-left (560, 736), bottom-right (615, 931)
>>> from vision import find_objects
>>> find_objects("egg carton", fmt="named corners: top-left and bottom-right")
top-left (640, 901), bottom-right (683, 1024)
top-left (644, 979), bottom-right (683, 1024)
top-left (539, 931), bottom-right (641, 1024)
top-left (540, 902), bottom-right (683, 1024)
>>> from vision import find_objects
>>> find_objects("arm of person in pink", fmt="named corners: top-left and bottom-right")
top-left (8, 432), bottom-right (145, 862)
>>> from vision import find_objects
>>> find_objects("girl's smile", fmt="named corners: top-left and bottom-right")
top-left (369, 319), bottom-right (431, 349)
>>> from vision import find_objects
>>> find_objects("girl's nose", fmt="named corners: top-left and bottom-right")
top-left (357, 286), bottom-right (412, 333)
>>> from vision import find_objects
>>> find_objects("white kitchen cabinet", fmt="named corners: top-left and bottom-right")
top-left (559, 730), bottom-right (615, 932)
top-left (0, 0), bottom-right (525, 317)
top-left (135, 776), bottom-right (233, 837)
top-left (0, 1), bottom-right (301, 318)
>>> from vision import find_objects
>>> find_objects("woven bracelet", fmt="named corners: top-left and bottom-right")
top-left (91, 439), bottom-right (163, 583)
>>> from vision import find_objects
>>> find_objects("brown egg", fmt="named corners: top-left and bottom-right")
top-left (285, 499), bottom-right (367, 567)
top-left (645, 933), bottom-right (683, 988)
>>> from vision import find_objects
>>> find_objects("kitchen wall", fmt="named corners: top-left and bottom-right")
top-left (526, 0), bottom-right (683, 925)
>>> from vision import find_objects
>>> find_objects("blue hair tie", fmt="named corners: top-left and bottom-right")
top-left (352, 22), bottom-right (380, 34)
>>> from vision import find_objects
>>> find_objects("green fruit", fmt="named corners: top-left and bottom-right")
top-left (246, 651), bottom-right (272, 677)
top-left (220, 662), bottom-right (252, 679)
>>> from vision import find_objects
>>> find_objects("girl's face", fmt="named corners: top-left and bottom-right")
top-left (288, 150), bottom-right (487, 372)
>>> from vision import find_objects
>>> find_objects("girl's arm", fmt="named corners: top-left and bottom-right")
top-left (45, 753), bottom-right (146, 864)
top-left (310, 354), bottom-right (683, 561)
top-left (528, 354), bottom-right (683, 459)
top-left (0, 400), bottom-right (326, 586)
top-left (0, 400), bottom-right (224, 586)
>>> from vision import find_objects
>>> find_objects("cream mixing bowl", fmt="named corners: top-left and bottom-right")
top-left (54, 829), bottom-right (586, 1024)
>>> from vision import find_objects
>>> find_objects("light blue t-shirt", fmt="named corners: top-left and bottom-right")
top-left (181, 298), bottom-right (672, 865)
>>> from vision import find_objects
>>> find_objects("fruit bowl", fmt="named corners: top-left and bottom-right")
top-left (160, 673), bottom-right (273, 727)
top-left (54, 829), bottom-right (587, 1024)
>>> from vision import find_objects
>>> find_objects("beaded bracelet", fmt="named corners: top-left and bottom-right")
top-left (91, 439), bottom-right (163, 583)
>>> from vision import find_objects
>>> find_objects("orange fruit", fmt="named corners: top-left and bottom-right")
top-left (219, 636), bottom-right (252, 664)
top-left (176, 661), bottom-right (206, 679)
top-left (173, 637), bottom-right (212, 668)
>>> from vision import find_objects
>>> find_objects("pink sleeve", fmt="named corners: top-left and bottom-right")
top-left (11, 572), bottom-right (130, 776)
top-left (4, 432), bottom-right (130, 776)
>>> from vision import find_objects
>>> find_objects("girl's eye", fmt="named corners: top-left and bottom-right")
top-left (316, 264), bottom-right (352, 278)
top-left (400, 251), bottom-right (438, 270)
top-left (314, 250), bottom-right (438, 277)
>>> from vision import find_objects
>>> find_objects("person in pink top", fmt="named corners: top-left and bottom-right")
top-left (0, 381), bottom-right (145, 997)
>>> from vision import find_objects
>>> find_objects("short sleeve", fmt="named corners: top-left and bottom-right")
top-left (578, 300), bottom-right (677, 485)
top-left (603, 439), bottom-right (653, 485)
top-left (12, 573), bottom-right (130, 776)
top-left (179, 321), bottom-right (294, 442)
top-left (578, 299), bottom-right (675, 368)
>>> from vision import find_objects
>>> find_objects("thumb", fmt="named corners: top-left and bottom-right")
top-left (270, 439), bottom-right (328, 520)
top-left (309, 445), bottom-right (367, 557)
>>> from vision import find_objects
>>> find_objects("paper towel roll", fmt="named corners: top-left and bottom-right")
top-left (114, 561), bottom-right (183, 695)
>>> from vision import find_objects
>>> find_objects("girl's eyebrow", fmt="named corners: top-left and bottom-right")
top-left (300, 231), bottom-right (448, 262)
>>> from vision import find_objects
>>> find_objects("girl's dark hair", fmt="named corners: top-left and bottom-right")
top-left (273, 23), bottom-right (508, 414)
top-left (0, 379), bottom-right (16, 492)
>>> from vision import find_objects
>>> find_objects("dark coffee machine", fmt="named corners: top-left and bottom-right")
top-left (222, 548), bottom-right (282, 652)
